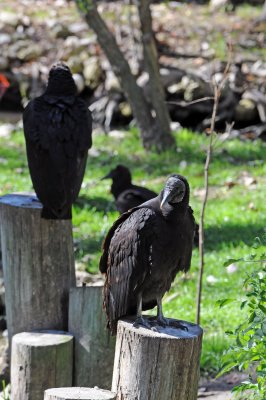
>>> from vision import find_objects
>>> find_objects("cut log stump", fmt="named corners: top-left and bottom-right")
top-left (44, 387), bottom-right (116, 400)
top-left (11, 331), bottom-right (73, 400)
top-left (112, 317), bottom-right (203, 400)
top-left (68, 285), bottom-right (116, 389)
top-left (0, 194), bottom-right (75, 346)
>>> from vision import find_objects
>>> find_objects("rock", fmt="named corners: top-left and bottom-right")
top-left (67, 56), bottom-right (84, 74)
top-left (105, 70), bottom-right (121, 92)
top-left (8, 40), bottom-right (42, 61)
top-left (0, 12), bottom-right (20, 27)
top-left (118, 101), bottom-right (132, 117)
top-left (0, 33), bottom-right (11, 46)
top-left (0, 57), bottom-right (8, 70)
top-left (83, 57), bottom-right (103, 89)
top-left (17, 44), bottom-right (42, 62)
top-left (73, 74), bottom-right (85, 94)
top-left (235, 98), bottom-right (258, 122)
top-left (68, 21), bottom-right (88, 35)
top-left (51, 22), bottom-right (70, 39)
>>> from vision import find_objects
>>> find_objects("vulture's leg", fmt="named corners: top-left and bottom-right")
top-left (156, 297), bottom-right (168, 327)
top-left (133, 293), bottom-right (152, 329)
top-left (155, 297), bottom-right (188, 331)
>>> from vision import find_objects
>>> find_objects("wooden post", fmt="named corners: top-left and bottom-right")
top-left (0, 194), bottom-right (76, 346)
top-left (44, 387), bottom-right (116, 400)
top-left (112, 317), bottom-right (203, 400)
top-left (68, 285), bottom-right (116, 389)
top-left (11, 331), bottom-right (73, 400)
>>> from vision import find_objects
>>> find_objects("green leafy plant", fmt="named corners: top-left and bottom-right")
top-left (1, 380), bottom-right (10, 400)
top-left (217, 234), bottom-right (266, 399)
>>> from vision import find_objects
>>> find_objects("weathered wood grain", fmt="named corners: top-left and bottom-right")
top-left (112, 317), bottom-right (203, 400)
top-left (11, 331), bottom-right (73, 400)
top-left (68, 285), bottom-right (116, 389)
top-left (0, 194), bottom-right (76, 346)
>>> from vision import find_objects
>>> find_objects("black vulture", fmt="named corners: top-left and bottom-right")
top-left (100, 174), bottom-right (195, 334)
top-left (101, 164), bottom-right (157, 213)
top-left (23, 63), bottom-right (92, 219)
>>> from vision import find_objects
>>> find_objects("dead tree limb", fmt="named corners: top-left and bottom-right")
top-left (75, 0), bottom-right (174, 151)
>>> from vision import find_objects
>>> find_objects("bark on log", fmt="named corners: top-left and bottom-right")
top-left (0, 194), bottom-right (75, 347)
top-left (44, 387), bottom-right (116, 400)
top-left (68, 285), bottom-right (116, 389)
top-left (11, 331), bottom-right (73, 400)
top-left (112, 317), bottom-right (203, 400)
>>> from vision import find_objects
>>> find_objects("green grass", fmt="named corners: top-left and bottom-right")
top-left (1, 126), bottom-right (266, 375)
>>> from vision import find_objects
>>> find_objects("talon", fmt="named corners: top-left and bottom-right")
top-left (133, 316), bottom-right (152, 330)
top-left (156, 316), bottom-right (169, 328)
top-left (168, 320), bottom-right (188, 331)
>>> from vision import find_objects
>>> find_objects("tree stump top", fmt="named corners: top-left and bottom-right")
top-left (12, 331), bottom-right (73, 347)
top-left (44, 387), bottom-right (117, 399)
top-left (117, 316), bottom-right (203, 339)
top-left (0, 193), bottom-right (41, 209)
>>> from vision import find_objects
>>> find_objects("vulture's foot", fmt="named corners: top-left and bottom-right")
top-left (168, 319), bottom-right (188, 331)
top-left (133, 316), bottom-right (152, 330)
top-left (151, 317), bottom-right (188, 332)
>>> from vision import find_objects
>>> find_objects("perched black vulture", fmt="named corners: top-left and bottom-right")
top-left (23, 63), bottom-right (92, 219)
top-left (100, 174), bottom-right (195, 334)
top-left (102, 164), bottom-right (157, 213)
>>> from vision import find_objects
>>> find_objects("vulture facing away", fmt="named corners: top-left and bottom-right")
top-left (23, 63), bottom-right (92, 219)
top-left (100, 174), bottom-right (195, 334)
top-left (102, 164), bottom-right (157, 213)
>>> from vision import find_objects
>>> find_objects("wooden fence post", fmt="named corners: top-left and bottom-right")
top-left (68, 285), bottom-right (116, 389)
top-left (112, 317), bottom-right (203, 400)
top-left (44, 387), bottom-right (116, 400)
top-left (11, 331), bottom-right (73, 400)
top-left (0, 194), bottom-right (76, 346)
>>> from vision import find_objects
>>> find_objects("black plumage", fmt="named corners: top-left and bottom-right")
top-left (23, 63), bottom-right (92, 219)
top-left (100, 174), bottom-right (195, 334)
top-left (102, 164), bottom-right (157, 213)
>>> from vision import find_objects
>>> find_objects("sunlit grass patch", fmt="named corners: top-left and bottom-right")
top-left (0, 126), bottom-right (265, 374)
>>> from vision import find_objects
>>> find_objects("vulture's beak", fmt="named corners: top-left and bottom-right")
top-left (160, 189), bottom-right (171, 210)
top-left (101, 172), bottom-right (112, 181)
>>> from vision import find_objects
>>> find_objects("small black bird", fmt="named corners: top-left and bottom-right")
top-left (102, 165), bottom-right (157, 213)
top-left (100, 174), bottom-right (195, 334)
top-left (23, 63), bottom-right (92, 219)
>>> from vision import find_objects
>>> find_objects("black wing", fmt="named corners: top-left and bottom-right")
top-left (173, 205), bottom-right (195, 277)
top-left (23, 96), bottom-right (92, 218)
top-left (116, 186), bottom-right (157, 213)
top-left (100, 206), bottom-right (158, 334)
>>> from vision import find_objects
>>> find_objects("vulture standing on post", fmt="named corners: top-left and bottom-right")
top-left (23, 63), bottom-right (92, 219)
top-left (100, 174), bottom-right (195, 335)
top-left (102, 164), bottom-right (157, 213)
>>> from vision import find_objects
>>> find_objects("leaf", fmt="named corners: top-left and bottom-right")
top-left (215, 298), bottom-right (235, 308)
top-left (240, 300), bottom-right (248, 309)
top-left (258, 304), bottom-right (266, 314)
top-left (216, 361), bottom-right (238, 378)
top-left (223, 258), bottom-right (242, 267)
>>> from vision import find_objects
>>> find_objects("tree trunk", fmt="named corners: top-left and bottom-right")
top-left (75, 0), bottom-right (174, 151)
top-left (68, 285), bottom-right (116, 389)
top-left (137, 0), bottom-right (173, 147)
top-left (11, 331), bottom-right (73, 400)
top-left (44, 387), bottom-right (116, 400)
top-left (112, 317), bottom-right (203, 400)
top-left (0, 194), bottom-right (76, 348)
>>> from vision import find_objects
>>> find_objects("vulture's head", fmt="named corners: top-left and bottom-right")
top-left (160, 174), bottom-right (190, 217)
top-left (46, 62), bottom-right (77, 96)
top-left (101, 165), bottom-right (132, 185)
